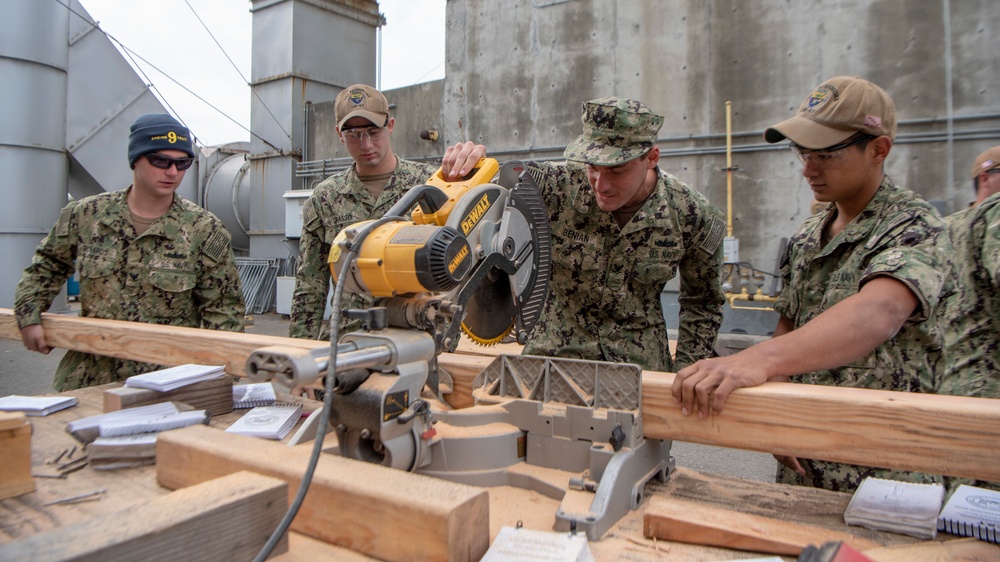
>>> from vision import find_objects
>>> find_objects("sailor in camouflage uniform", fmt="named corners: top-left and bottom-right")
top-left (672, 77), bottom-right (953, 493)
top-left (940, 147), bottom-right (1000, 398)
top-left (939, 148), bottom-right (1000, 492)
top-left (446, 97), bottom-right (726, 373)
top-left (289, 85), bottom-right (477, 341)
top-left (14, 114), bottom-right (245, 391)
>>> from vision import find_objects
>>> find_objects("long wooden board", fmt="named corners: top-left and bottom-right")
top-left (4, 309), bottom-right (1000, 481)
top-left (156, 424), bottom-right (490, 562)
top-left (643, 495), bottom-right (878, 555)
top-left (0, 470), bottom-right (288, 561)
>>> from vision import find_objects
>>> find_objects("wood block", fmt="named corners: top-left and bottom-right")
top-left (103, 375), bottom-right (234, 416)
top-left (0, 470), bottom-right (288, 561)
top-left (156, 424), bottom-right (490, 562)
top-left (0, 412), bottom-right (35, 500)
top-left (643, 495), bottom-right (878, 556)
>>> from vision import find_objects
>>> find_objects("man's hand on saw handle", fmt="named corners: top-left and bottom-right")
top-left (442, 142), bottom-right (488, 179)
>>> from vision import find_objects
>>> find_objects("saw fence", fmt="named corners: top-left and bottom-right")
top-left (2, 308), bottom-right (998, 483)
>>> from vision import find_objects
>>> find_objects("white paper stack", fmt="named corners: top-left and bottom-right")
top-left (124, 364), bottom-right (226, 392)
top-left (0, 394), bottom-right (78, 416)
top-left (66, 402), bottom-right (205, 444)
top-left (225, 404), bottom-right (302, 440)
top-left (844, 477), bottom-right (944, 539)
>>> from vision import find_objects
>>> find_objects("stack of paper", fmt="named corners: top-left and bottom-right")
top-left (225, 404), bottom-right (302, 440)
top-left (66, 402), bottom-right (206, 444)
top-left (0, 394), bottom-right (78, 416)
top-left (938, 484), bottom-right (1000, 544)
top-left (124, 364), bottom-right (226, 392)
top-left (232, 382), bottom-right (277, 409)
top-left (89, 433), bottom-right (158, 470)
top-left (844, 477), bottom-right (944, 539)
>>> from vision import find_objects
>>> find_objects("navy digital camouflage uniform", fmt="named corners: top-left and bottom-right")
top-left (939, 193), bottom-right (1000, 492)
top-left (521, 163), bottom-right (725, 372)
top-left (516, 97), bottom-right (725, 372)
top-left (773, 176), bottom-right (952, 492)
top-left (14, 188), bottom-right (245, 391)
top-left (940, 192), bottom-right (1000, 397)
top-left (289, 159), bottom-right (437, 341)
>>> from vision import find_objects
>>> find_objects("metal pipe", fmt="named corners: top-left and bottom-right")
top-left (942, 0), bottom-right (956, 211)
top-left (725, 101), bottom-right (733, 238)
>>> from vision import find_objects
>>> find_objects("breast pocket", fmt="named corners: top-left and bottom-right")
top-left (144, 265), bottom-right (196, 321)
top-left (634, 251), bottom-right (680, 286)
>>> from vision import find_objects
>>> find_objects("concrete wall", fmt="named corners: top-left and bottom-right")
top-left (301, 0), bottom-right (1000, 274)
top-left (434, 0), bottom-right (1000, 271)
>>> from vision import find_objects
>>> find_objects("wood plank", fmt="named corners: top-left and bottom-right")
top-left (5, 309), bottom-right (1000, 481)
top-left (156, 424), bottom-right (490, 562)
top-left (640, 371), bottom-right (1000, 481)
top-left (0, 415), bottom-right (35, 500)
top-left (103, 375), bottom-right (234, 416)
top-left (643, 495), bottom-right (878, 555)
top-left (0, 309), bottom-right (325, 377)
top-left (863, 537), bottom-right (1000, 562)
top-left (0, 471), bottom-right (288, 561)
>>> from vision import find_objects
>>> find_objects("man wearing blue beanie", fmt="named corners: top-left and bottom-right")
top-left (14, 113), bottom-right (246, 391)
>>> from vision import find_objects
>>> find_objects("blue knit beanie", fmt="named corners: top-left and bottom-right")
top-left (128, 114), bottom-right (195, 168)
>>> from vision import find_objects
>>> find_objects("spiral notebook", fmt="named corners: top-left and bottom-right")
top-left (938, 485), bottom-right (1000, 544)
top-left (232, 382), bottom-right (277, 409)
top-left (225, 404), bottom-right (302, 440)
top-left (124, 364), bottom-right (226, 392)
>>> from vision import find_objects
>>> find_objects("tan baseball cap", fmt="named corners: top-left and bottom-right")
top-left (971, 146), bottom-right (1000, 179)
top-left (335, 84), bottom-right (390, 129)
top-left (764, 76), bottom-right (897, 149)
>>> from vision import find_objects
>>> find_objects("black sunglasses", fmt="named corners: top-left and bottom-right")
top-left (144, 153), bottom-right (195, 171)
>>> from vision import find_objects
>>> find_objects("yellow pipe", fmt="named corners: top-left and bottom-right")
top-left (725, 288), bottom-right (778, 311)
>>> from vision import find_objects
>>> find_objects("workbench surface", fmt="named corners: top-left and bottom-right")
top-left (1, 384), bottom-right (991, 562)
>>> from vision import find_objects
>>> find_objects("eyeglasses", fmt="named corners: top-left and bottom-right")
top-left (790, 134), bottom-right (876, 167)
top-left (144, 153), bottom-right (195, 171)
top-left (341, 126), bottom-right (388, 144)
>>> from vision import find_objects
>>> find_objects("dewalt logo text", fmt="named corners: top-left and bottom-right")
top-left (460, 194), bottom-right (492, 235)
top-left (448, 245), bottom-right (469, 274)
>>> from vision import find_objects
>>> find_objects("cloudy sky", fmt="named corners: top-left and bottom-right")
top-left (79, 0), bottom-right (446, 146)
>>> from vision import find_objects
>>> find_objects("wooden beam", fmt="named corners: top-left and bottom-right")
top-left (156, 424), bottom-right (490, 562)
top-left (4, 309), bottom-right (1000, 481)
top-left (640, 371), bottom-right (1000, 482)
top-left (643, 495), bottom-right (877, 555)
top-left (103, 375), bottom-right (234, 416)
top-left (0, 413), bottom-right (35, 500)
top-left (0, 308), bottom-right (324, 377)
top-left (0, 470), bottom-right (288, 561)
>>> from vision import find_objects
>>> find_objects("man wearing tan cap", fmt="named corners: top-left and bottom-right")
top-left (939, 147), bottom-right (1000, 404)
top-left (290, 84), bottom-right (477, 341)
top-left (444, 97), bottom-right (726, 374)
top-left (672, 76), bottom-right (954, 493)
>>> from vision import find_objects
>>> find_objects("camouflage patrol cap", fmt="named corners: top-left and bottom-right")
top-left (564, 97), bottom-right (664, 166)
top-left (335, 84), bottom-right (390, 130)
top-left (764, 76), bottom-right (897, 149)
top-left (971, 146), bottom-right (1000, 179)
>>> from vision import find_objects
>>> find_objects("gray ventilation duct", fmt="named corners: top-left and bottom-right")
top-left (0, 1), bottom-right (71, 310)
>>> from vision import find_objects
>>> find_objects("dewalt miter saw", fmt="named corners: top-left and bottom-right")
top-left (247, 159), bottom-right (673, 540)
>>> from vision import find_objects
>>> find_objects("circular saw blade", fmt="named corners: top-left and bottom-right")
top-left (460, 267), bottom-right (516, 345)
